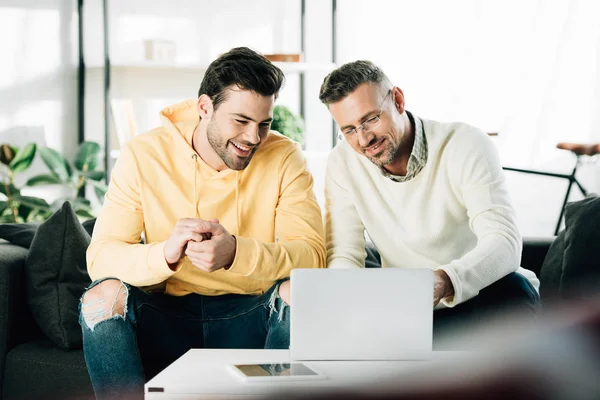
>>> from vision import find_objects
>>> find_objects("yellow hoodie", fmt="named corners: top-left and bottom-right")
top-left (87, 99), bottom-right (326, 296)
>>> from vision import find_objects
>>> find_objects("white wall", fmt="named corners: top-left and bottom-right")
top-left (81, 0), bottom-right (334, 207)
top-left (82, 0), bottom-right (312, 152)
top-left (0, 0), bottom-right (78, 158)
top-left (0, 0), bottom-right (335, 159)
top-left (336, 0), bottom-right (600, 236)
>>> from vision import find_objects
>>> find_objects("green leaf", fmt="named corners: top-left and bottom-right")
top-left (0, 144), bottom-right (17, 166)
top-left (74, 141), bottom-right (101, 171)
top-left (71, 197), bottom-right (91, 211)
top-left (272, 105), bottom-right (304, 145)
top-left (25, 208), bottom-right (52, 222)
top-left (81, 170), bottom-right (105, 181)
top-left (93, 183), bottom-right (108, 204)
top-left (39, 147), bottom-right (72, 182)
top-left (0, 214), bottom-right (18, 223)
top-left (0, 200), bottom-right (7, 214)
top-left (8, 143), bottom-right (37, 174)
top-left (17, 195), bottom-right (50, 210)
top-left (26, 174), bottom-right (63, 186)
top-left (0, 182), bottom-right (19, 198)
top-left (49, 198), bottom-right (85, 212)
top-left (75, 208), bottom-right (96, 219)
top-left (2, 202), bottom-right (25, 223)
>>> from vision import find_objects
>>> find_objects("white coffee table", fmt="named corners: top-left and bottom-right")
top-left (145, 349), bottom-right (465, 399)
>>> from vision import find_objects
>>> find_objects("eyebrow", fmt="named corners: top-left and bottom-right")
top-left (339, 109), bottom-right (379, 131)
top-left (231, 113), bottom-right (273, 123)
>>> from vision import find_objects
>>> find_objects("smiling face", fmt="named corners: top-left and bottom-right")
top-left (198, 86), bottom-right (274, 171)
top-left (328, 83), bottom-right (408, 168)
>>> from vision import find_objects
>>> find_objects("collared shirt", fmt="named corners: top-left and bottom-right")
top-left (382, 111), bottom-right (428, 182)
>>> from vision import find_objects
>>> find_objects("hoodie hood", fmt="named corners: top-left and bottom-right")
top-left (159, 99), bottom-right (235, 177)
top-left (159, 99), bottom-right (200, 150)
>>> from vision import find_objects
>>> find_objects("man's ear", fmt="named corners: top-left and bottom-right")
top-left (197, 94), bottom-right (213, 119)
top-left (391, 87), bottom-right (405, 114)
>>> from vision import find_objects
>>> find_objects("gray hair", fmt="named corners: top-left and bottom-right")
top-left (319, 60), bottom-right (390, 105)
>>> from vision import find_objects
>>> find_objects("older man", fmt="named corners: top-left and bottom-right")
top-left (319, 60), bottom-right (540, 344)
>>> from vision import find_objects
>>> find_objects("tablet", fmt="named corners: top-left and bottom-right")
top-left (229, 363), bottom-right (326, 382)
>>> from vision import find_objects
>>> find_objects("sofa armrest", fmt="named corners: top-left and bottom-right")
top-left (0, 242), bottom-right (29, 395)
top-left (521, 236), bottom-right (555, 277)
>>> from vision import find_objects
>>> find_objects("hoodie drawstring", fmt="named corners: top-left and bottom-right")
top-left (191, 153), bottom-right (240, 235)
top-left (192, 154), bottom-right (198, 217)
top-left (235, 171), bottom-right (240, 235)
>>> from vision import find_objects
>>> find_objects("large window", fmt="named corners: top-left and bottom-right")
top-left (335, 0), bottom-right (600, 234)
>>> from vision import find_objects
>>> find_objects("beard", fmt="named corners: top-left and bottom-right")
top-left (363, 137), bottom-right (399, 167)
top-left (206, 119), bottom-right (257, 171)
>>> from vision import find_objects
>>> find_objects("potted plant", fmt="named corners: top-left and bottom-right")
top-left (0, 141), bottom-right (108, 223)
top-left (271, 105), bottom-right (305, 147)
top-left (0, 143), bottom-right (50, 223)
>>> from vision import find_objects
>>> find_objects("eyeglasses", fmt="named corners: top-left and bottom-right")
top-left (339, 90), bottom-right (391, 139)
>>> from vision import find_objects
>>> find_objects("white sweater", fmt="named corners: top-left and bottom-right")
top-left (325, 118), bottom-right (540, 308)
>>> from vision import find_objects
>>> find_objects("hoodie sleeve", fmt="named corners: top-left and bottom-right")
top-left (226, 145), bottom-right (326, 280)
top-left (86, 143), bottom-right (178, 286)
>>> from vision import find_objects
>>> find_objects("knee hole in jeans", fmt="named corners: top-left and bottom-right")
top-left (81, 279), bottom-right (129, 330)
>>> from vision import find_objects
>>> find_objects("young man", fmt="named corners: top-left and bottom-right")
top-left (80, 47), bottom-right (326, 399)
top-left (319, 60), bottom-right (540, 343)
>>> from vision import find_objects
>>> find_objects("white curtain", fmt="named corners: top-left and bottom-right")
top-left (337, 0), bottom-right (600, 235)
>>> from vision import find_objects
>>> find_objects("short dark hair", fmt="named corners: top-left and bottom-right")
top-left (319, 60), bottom-right (389, 105)
top-left (198, 47), bottom-right (285, 111)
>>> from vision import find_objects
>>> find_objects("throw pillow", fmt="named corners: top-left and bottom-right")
top-left (561, 195), bottom-right (600, 298)
top-left (82, 218), bottom-right (96, 237)
top-left (25, 202), bottom-right (92, 350)
top-left (0, 221), bottom-right (41, 248)
top-left (539, 229), bottom-right (566, 300)
top-left (0, 218), bottom-right (96, 247)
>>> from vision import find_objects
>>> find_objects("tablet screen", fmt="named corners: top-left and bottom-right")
top-left (233, 363), bottom-right (318, 377)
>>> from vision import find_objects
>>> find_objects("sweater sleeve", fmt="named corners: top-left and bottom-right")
top-left (86, 143), bottom-right (179, 286)
top-left (437, 128), bottom-right (522, 307)
top-left (226, 145), bottom-right (326, 279)
top-left (324, 150), bottom-right (367, 269)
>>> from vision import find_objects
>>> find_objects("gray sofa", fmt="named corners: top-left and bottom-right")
top-left (0, 242), bottom-right (94, 400)
top-left (0, 238), bottom-right (559, 400)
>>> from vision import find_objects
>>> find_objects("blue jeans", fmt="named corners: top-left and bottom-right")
top-left (364, 245), bottom-right (541, 349)
top-left (432, 271), bottom-right (542, 349)
top-left (79, 278), bottom-right (289, 400)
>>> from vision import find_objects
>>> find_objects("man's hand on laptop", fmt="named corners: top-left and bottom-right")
top-left (433, 270), bottom-right (454, 306)
top-left (185, 219), bottom-right (237, 273)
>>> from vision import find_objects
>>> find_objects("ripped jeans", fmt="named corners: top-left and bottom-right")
top-left (78, 278), bottom-right (290, 400)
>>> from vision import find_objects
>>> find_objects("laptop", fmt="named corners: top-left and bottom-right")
top-left (290, 268), bottom-right (434, 361)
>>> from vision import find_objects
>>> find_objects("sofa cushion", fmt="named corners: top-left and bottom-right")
top-left (0, 222), bottom-right (41, 248)
top-left (539, 195), bottom-right (600, 300)
top-left (81, 218), bottom-right (96, 237)
top-left (3, 339), bottom-right (92, 400)
top-left (538, 230), bottom-right (565, 299)
top-left (561, 195), bottom-right (600, 298)
top-left (0, 218), bottom-right (95, 248)
top-left (25, 202), bottom-right (92, 350)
